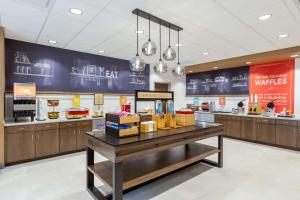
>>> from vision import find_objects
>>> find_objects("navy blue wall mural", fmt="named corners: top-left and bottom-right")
top-left (5, 39), bottom-right (150, 94)
top-left (186, 66), bottom-right (249, 95)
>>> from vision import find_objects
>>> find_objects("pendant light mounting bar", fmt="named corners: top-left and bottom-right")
top-left (132, 8), bottom-right (183, 31)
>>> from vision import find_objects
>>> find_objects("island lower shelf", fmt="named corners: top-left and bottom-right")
top-left (88, 142), bottom-right (219, 191)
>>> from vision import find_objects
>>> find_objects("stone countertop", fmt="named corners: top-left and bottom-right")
top-left (3, 116), bottom-right (105, 127)
top-left (213, 112), bottom-right (300, 121)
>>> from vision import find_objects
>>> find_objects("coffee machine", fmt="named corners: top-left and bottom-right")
top-left (13, 82), bottom-right (36, 122)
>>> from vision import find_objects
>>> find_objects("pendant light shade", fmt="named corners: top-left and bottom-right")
top-left (173, 62), bottom-right (185, 76)
top-left (154, 23), bottom-right (168, 74)
top-left (142, 17), bottom-right (157, 56)
top-left (163, 27), bottom-right (176, 61)
top-left (130, 11), bottom-right (145, 72)
top-left (173, 29), bottom-right (185, 76)
top-left (154, 58), bottom-right (168, 73)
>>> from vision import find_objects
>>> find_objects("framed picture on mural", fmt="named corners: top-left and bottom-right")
top-left (94, 93), bottom-right (104, 105)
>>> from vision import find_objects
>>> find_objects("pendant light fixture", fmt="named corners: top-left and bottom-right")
top-left (130, 11), bottom-right (146, 72)
top-left (163, 26), bottom-right (176, 61)
top-left (154, 22), bottom-right (168, 74)
top-left (142, 16), bottom-right (157, 56)
top-left (173, 29), bottom-right (185, 76)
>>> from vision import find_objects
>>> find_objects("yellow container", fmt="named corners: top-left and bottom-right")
top-left (152, 114), bottom-right (166, 129)
top-left (175, 113), bottom-right (195, 126)
top-left (165, 114), bottom-right (177, 128)
top-left (140, 121), bottom-right (157, 133)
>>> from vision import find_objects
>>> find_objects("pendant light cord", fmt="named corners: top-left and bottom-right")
top-left (177, 29), bottom-right (180, 63)
top-left (148, 16), bottom-right (151, 41)
top-left (159, 22), bottom-right (162, 59)
top-left (169, 26), bottom-right (171, 47)
top-left (136, 11), bottom-right (139, 56)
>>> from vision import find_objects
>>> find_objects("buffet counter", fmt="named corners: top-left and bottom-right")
top-left (4, 117), bottom-right (105, 165)
top-left (214, 113), bottom-right (300, 151)
top-left (85, 121), bottom-right (224, 200)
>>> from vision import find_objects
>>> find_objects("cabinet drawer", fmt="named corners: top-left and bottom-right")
top-left (36, 123), bottom-right (59, 131)
top-left (214, 115), bottom-right (229, 120)
top-left (257, 118), bottom-right (275, 125)
top-left (229, 116), bottom-right (242, 121)
top-left (243, 117), bottom-right (256, 122)
top-left (6, 125), bottom-right (36, 133)
top-left (276, 119), bottom-right (297, 127)
top-left (60, 121), bottom-right (78, 128)
top-left (77, 120), bottom-right (92, 127)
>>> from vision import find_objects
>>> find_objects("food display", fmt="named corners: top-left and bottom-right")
top-left (106, 112), bottom-right (140, 138)
top-left (140, 121), bottom-right (157, 133)
top-left (48, 99), bottom-right (60, 119)
top-left (66, 107), bottom-right (89, 119)
top-left (175, 109), bottom-right (195, 126)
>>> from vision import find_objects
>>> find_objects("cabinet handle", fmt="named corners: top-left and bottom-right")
top-left (45, 125), bottom-right (51, 128)
top-left (38, 133), bottom-right (40, 141)
top-left (79, 130), bottom-right (80, 135)
top-left (19, 128), bottom-right (25, 131)
top-left (32, 134), bottom-right (34, 141)
top-left (74, 130), bottom-right (76, 135)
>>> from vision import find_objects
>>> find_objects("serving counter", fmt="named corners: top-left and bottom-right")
top-left (85, 122), bottom-right (223, 200)
top-left (214, 113), bottom-right (300, 151)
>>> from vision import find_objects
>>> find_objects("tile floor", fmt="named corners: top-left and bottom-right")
top-left (0, 138), bottom-right (300, 200)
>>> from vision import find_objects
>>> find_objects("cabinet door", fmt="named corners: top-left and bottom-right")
top-left (6, 132), bottom-right (23, 163)
top-left (241, 118), bottom-right (256, 141)
top-left (256, 123), bottom-right (275, 144)
top-left (227, 117), bottom-right (242, 138)
top-left (77, 126), bottom-right (91, 150)
top-left (23, 131), bottom-right (35, 160)
top-left (36, 129), bottom-right (59, 158)
top-left (215, 115), bottom-right (228, 136)
top-left (297, 128), bottom-right (300, 149)
top-left (276, 125), bottom-right (297, 148)
top-left (60, 128), bottom-right (77, 153)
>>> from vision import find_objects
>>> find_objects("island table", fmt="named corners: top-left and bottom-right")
top-left (85, 122), bottom-right (224, 200)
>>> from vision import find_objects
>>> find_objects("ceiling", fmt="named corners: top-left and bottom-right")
top-left (1, 0), bottom-right (300, 69)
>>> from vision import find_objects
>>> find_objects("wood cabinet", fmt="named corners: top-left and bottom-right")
top-left (214, 115), bottom-right (228, 136)
top-left (256, 118), bottom-right (276, 144)
top-left (77, 121), bottom-right (92, 150)
top-left (297, 126), bottom-right (300, 149)
top-left (36, 123), bottom-right (59, 158)
top-left (241, 117), bottom-right (256, 141)
top-left (276, 120), bottom-right (297, 148)
top-left (227, 116), bottom-right (242, 138)
top-left (5, 125), bottom-right (35, 163)
top-left (60, 122), bottom-right (77, 153)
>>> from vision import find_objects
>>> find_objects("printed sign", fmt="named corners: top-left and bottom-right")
top-left (219, 97), bottom-right (226, 106)
top-left (249, 60), bottom-right (295, 113)
top-left (136, 91), bottom-right (173, 100)
top-left (193, 97), bottom-right (200, 105)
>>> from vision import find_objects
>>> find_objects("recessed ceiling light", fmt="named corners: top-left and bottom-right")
top-left (48, 40), bottom-right (57, 44)
top-left (69, 8), bottom-right (83, 15)
top-left (135, 30), bottom-right (144, 34)
top-left (278, 33), bottom-right (289, 38)
top-left (98, 50), bottom-right (105, 53)
top-left (259, 14), bottom-right (272, 21)
top-left (290, 54), bottom-right (299, 58)
top-left (246, 61), bottom-right (252, 65)
top-left (203, 52), bottom-right (209, 55)
top-left (213, 66), bottom-right (219, 69)
top-left (175, 43), bottom-right (182, 47)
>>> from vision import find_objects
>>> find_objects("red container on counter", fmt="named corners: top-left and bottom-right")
top-left (121, 104), bottom-right (131, 113)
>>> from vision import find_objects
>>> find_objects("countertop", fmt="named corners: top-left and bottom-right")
top-left (213, 112), bottom-right (300, 121)
top-left (3, 116), bottom-right (105, 127)
top-left (86, 121), bottom-right (223, 147)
